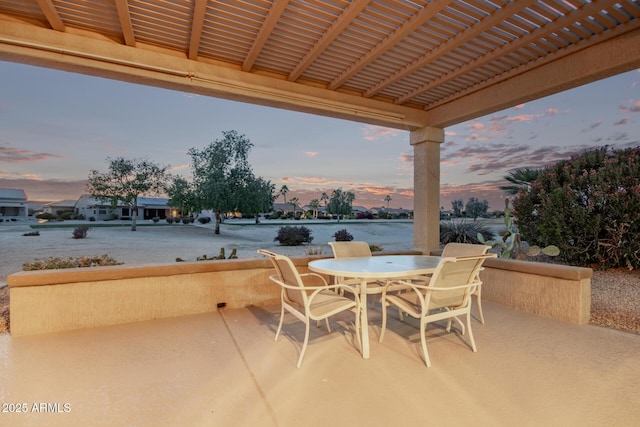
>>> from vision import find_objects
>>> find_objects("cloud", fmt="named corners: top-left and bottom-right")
top-left (0, 177), bottom-right (87, 201)
top-left (304, 151), bottom-right (318, 157)
top-left (619, 100), bottom-right (640, 113)
top-left (614, 117), bottom-right (629, 126)
top-left (581, 120), bottom-right (602, 133)
top-left (361, 125), bottom-right (402, 141)
top-left (0, 146), bottom-right (61, 163)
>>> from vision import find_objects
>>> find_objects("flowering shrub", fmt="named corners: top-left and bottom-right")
top-left (513, 146), bottom-right (640, 269)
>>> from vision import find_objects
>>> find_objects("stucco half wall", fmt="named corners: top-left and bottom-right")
top-left (8, 254), bottom-right (592, 336)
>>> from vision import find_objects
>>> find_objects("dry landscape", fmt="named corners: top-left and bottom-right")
top-left (1, 219), bottom-right (638, 335)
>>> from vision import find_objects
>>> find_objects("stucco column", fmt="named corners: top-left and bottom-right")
top-left (411, 126), bottom-right (444, 254)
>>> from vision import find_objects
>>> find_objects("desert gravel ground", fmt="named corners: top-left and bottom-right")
top-left (1, 219), bottom-right (638, 335)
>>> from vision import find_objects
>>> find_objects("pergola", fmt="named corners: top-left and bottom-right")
top-left (1, 0), bottom-right (639, 252)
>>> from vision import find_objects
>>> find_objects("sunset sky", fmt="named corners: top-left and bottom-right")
top-left (1, 60), bottom-right (639, 210)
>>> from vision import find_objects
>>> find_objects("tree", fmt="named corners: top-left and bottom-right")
top-left (500, 168), bottom-right (541, 195)
top-left (465, 197), bottom-right (489, 220)
top-left (309, 199), bottom-right (320, 218)
top-left (167, 176), bottom-right (197, 218)
top-left (320, 192), bottom-right (329, 206)
top-left (242, 176), bottom-right (276, 224)
top-left (326, 188), bottom-right (353, 220)
top-left (87, 157), bottom-right (169, 231)
top-left (451, 199), bottom-right (464, 217)
top-left (279, 185), bottom-right (289, 213)
top-left (289, 197), bottom-right (300, 218)
top-left (384, 194), bottom-right (392, 209)
top-left (188, 130), bottom-right (272, 234)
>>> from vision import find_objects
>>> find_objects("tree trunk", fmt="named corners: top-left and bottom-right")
top-left (215, 210), bottom-right (221, 234)
top-left (131, 204), bottom-right (137, 231)
top-left (255, 214), bottom-right (260, 224)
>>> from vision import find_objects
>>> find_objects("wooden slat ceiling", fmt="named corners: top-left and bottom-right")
top-left (1, 0), bottom-right (640, 129)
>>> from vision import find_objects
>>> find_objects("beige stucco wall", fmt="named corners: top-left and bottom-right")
top-left (8, 254), bottom-right (592, 336)
top-left (480, 258), bottom-right (592, 324)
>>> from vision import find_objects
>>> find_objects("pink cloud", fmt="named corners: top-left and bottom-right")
top-left (305, 151), bottom-right (318, 157)
top-left (361, 125), bottom-right (402, 141)
top-left (619, 100), bottom-right (640, 113)
top-left (0, 146), bottom-right (60, 163)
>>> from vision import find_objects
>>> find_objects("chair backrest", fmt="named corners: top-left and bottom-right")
top-left (428, 254), bottom-right (496, 306)
top-left (328, 241), bottom-right (372, 258)
top-left (441, 243), bottom-right (491, 257)
top-left (258, 249), bottom-right (307, 306)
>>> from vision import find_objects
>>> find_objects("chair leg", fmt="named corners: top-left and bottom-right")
top-left (476, 288), bottom-right (485, 324)
top-left (297, 321), bottom-right (311, 368)
top-left (379, 301), bottom-right (388, 342)
top-left (420, 320), bottom-right (432, 368)
top-left (324, 318), bottom-right (331, 332)
top-left (275, 304), bottom-right (285, 341)
top-left (466, 310), bottom-right (477, 353)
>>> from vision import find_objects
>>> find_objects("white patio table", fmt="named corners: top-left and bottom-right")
top-left (308, 255), bottom-right (442, 359)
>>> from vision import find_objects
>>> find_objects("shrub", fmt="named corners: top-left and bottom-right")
top-left (198, 217), bottom-right (211, 224)
top-left (513, 146), bottom-right (640, 269)
top-left (440, 219), bottom-right (495, 245)
top-left (58, 211), bottom-right (74, 220)
top-left (152, 217), bottom-right (160, 223)
top-left (36, 213), bottom-right (56, 220)
top-left (166, 217), bottom-right (174, 224)
top-left (72, 226), bottom-right (90, 239)
top-left (274, 225), bottom-right (313, 246)
top-left (22, 254), bottom-right (122, 271)
top-left (333, 229), bottom-right (354, 241)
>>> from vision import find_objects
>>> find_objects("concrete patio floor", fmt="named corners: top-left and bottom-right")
top-left (1, 301), bottom-right (639, 427)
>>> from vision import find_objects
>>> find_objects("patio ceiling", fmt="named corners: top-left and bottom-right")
top-left (0, 0), bottom-right (640, 129)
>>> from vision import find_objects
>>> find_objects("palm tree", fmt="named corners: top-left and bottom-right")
top-left (309, 199), bottom-right (320, 219)
top-left (289, 197), bottom-right (299, 218)
top-left (279, 185), bottom-right (289, 212)
top-left (384, 194), bottom-right (392, 209)
top-left (320, 192), bottom-right (329, 206)
top-left (501, 168), bottom-right (541, 195)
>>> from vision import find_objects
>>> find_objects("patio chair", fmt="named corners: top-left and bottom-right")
top-left (441, 243), bottom-right (491, 324)
top-left (379, 253), bottom-right (496, 367)
top-left (328, 241), bottom-right (409, 308)
top-left (258, 249), bottom-right (361, 368)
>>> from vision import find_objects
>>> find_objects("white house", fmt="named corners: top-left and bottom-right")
top-left (43, 199), bottom-right (77, 215)
top-left (0, 188), bottom-right (28, 218)
top-left (75, 195), bottom-right (172, 221)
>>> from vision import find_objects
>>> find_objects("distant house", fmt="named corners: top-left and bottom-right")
top-left (43, 200), bottom-right (77, 215)
top-left (75, 195), bottom-right (172, 221)
top-left (0, 188), bottom-right (28, 218)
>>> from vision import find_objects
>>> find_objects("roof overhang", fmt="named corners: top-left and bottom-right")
top-left (0, 1), bottom-right (639, 130)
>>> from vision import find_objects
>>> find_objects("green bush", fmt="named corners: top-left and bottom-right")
top-left (333, 229), bottom-right (353, 241)
top-left (36, 213), bottom-right (56, 220)
top-left (513, 146), bottom-right (640, 269)
top-left (274, 226), bottom-right (313, 246)
top-left (440, 219), bottom-right (495, 245)
top-left (58, 211), bottom-right (74, 220)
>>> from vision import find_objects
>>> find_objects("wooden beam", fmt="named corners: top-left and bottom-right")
top-left (115, 0), bottom-right (136, 47)
top-left (35, 0), bottom-right (64, 32)
top-left (188, 0), bottom-right (207, 60)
